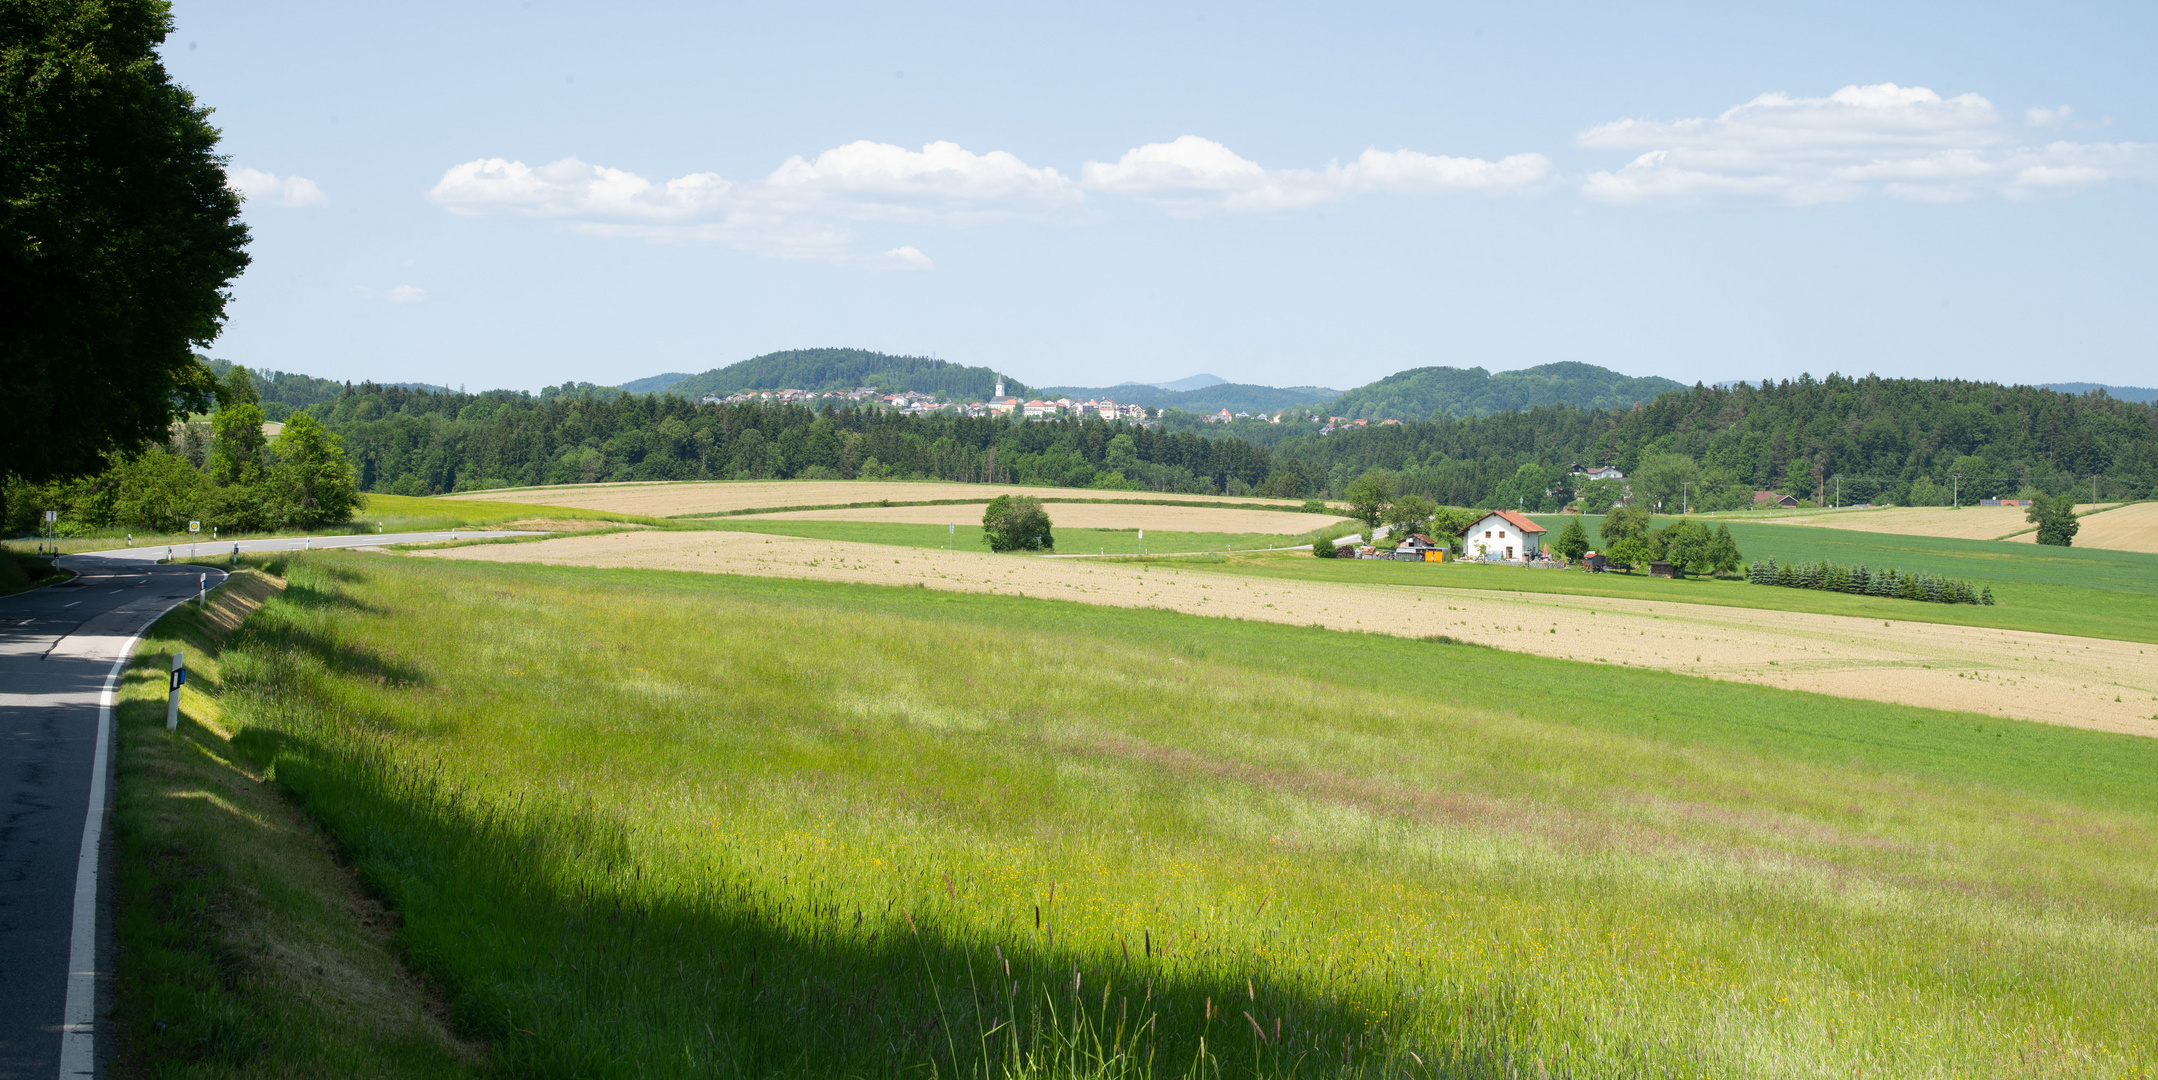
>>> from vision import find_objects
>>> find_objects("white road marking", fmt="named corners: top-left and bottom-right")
top-left (57, 569), bottom-right (226, 1078)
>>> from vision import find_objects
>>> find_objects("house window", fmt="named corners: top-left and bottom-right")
top-left (1485, 530), bottom-right (1493, 538)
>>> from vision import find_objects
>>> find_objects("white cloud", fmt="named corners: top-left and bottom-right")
top-left (427, 142), bottom-right (1072, 268)
top-left (1080, 135), bottom-right (1553, 214)
top-left (428, 135), bottom-right (1553, 262)
top-left (1578, 83), bottom-right (2158, 204)
top-left (762, 140), bottom-right (1082, 224)
top-left (227, 167), bottom-right (328, 208)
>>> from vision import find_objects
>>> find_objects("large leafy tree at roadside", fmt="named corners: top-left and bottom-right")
top-left (1, 0), bottom-right (249, 499)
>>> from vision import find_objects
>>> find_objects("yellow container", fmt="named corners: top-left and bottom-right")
top-left (1424, 550), bottom-right (1443, 563)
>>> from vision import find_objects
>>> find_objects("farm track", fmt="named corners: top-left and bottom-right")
top-left (420, 529), bottom-right (2158, 738)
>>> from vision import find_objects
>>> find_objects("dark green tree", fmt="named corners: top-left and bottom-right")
top-left (982, 494), bottom-right (1053, 552)
top-left (1, 0), bottom-right (250, 498)
top-left (261, 413), bottom-right (359, 528)
top-left (1599, 504), bottom-right (1653, 546)
top-left (1385, 493), bottom-right (1437, 538)
top-left (1657, 519), bottom-right (1713, 576)
top-left (1552, 515), bottom-right (1591, 561)
top-left (1344, 470), bottom-right (1394, 536)
top-left (1706, 523), bottom-right (1744, 576)
top-left (2028, 494), bottom-right (2079, 547)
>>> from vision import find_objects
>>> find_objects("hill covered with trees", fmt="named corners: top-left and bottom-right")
top-left (643, 349), bottom-right (1032, 401)
top-left (1326, 362), bottom-right (1687, 421)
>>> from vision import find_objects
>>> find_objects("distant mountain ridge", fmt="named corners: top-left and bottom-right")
top-left (1327, 362), bottom-right (1688, 421)
top-left (1038, 381), bottom-right (1341, 414)
top-left (2041, 382), bottom-right (2158, 404)
top-left (634, 349), bottom-right (1033, 401)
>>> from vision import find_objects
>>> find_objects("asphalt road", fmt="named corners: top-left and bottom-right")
top-left (0, 531), bottom-right (528, 1078)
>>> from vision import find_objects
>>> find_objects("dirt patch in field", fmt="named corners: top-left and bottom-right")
top-left (440, 480), bottom-right (1316, 518)
top-left (419, 530), bottom-right (2158, 738)
top-left (743, 503), bottom-right (1350, 535)
top-left (2002, 501), bottom-right (2158, 554)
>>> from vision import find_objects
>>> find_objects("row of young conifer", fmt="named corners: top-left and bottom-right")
top-left (1747, 558), bottom-right (1994, 605)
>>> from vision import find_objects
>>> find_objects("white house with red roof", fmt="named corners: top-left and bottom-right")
top-left (1460, 509), bottom-right (1546, 561)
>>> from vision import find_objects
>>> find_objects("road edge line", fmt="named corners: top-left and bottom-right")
top-left (56, 572), bottom-right (225, 1079)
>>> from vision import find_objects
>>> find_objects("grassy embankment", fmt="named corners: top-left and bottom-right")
top-left (111, 569), bottom-right (474, 1077)
top-left (0, 550), bottom-right (71, 596)
top-left (1188, 516), bottom-right (2158, 645)
top-left (138, 551), bottom-right (2157, 1078)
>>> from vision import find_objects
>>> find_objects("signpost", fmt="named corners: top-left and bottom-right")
top-left (188, 520), bottom-right (200, 558)
top-left (43, 510), bottom-right (56, 555)
top-left (166, 653), bottom-right (186, 730)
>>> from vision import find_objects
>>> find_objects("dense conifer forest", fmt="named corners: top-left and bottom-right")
top-left (286, 372), bottom-right (2158, 506)
top-left (8, 370), bottom-right (2153, 535)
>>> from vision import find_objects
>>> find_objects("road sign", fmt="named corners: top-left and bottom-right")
top-left (188, 521), bottom-right (200, 533)
top-left (44, 510), bottom-right (57, 522)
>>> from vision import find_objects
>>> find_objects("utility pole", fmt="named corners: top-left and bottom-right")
top-left (1681, 482), bottom-right (1691, 515)
top-left (1951, 474), bottom-right (1961, 509)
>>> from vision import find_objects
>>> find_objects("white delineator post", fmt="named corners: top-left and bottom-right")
top-left (198, 573), bottom-right (207, 606)
top-left (166, 653), bottom-right (185, 730)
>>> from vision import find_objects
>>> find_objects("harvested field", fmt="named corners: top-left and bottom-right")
top-left (440, 480), bottom-right (1312, 518)
top-left (1764, 504), bottom-right (2040, 540)
top-left (742, 502), bottom-right (1351, 534)
top-left (2005, 500), bottom-right (2158, 553)
top-left (421, 530), bottom-right (2158, 738)
top-left (1757, 501), bottom-right (2158, 553)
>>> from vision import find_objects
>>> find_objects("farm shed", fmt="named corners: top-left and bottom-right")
top-left (1461, 510), bottom-right (1545, 562)
top-left (1753, 491), bottom-right (1800, 509)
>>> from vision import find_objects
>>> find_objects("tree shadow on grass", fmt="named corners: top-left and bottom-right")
top-left (211, 725), bottom-right (1609, 1080)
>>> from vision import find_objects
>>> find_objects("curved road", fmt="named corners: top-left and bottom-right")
top-left (0, 531), bottom-right (527, 1078)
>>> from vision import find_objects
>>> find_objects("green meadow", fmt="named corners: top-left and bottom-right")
top-left (125, 552), bottom-right (2158, 1078)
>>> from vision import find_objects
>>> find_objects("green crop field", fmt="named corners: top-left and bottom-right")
top-left (126, 552), bottom-right (2158, 1078)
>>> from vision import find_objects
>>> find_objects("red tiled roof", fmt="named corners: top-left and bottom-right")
top-left (1462, 509), bottom-right (1546, 534)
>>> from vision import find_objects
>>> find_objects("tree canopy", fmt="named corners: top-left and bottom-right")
top-left (981, 495), bottom-right (1053, 553)
top-left (1, 0), bottom-right (249, 490)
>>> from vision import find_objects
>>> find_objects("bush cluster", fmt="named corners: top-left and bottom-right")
top-left (1748, 558), bottom-right (1993, 605)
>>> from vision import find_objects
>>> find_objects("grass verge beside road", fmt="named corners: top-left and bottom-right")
top-left (110, 569), bottom-right (475, 1077)
top-left (154, 551), bottom-right (2158, 1078)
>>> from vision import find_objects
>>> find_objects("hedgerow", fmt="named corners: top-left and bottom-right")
top-left (1747, 557), bottom-right (1994, 605)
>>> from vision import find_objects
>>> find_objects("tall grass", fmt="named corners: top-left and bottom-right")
top-left (204, 554), bottom-right (2158, 1078)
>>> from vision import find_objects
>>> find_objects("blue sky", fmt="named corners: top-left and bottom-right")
top-left (171, 1), bottom-right (2158, 393)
